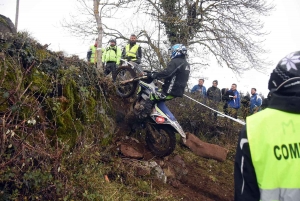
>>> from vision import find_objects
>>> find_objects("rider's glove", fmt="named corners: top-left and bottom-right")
top-left (146, 72), bottom-right (157, 79)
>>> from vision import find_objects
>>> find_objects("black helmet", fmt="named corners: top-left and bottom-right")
top-left (109, 38), bottom-right (116, 43)
top-left (268, 51), bottom-right (300, 93)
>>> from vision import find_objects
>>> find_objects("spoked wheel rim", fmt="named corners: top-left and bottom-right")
top-left (145, 123), bottom-right (176, 157)
top-left (113, 66), bottom-right (138, 98)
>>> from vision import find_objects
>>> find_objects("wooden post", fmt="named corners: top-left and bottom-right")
top-left (15, 0), bottom-right (20, 32)
top-left (93, 0), bottom-right (104, 74)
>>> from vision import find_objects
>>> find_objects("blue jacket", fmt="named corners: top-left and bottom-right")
top-left (191, 85), bottom-right (207, 97)
top-left (227, 90), bottom-right (240, 109)
top-left (250, 93), bottom-right (262, 113)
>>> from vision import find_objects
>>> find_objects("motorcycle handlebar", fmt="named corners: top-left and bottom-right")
top-left (119, 75), bottom-right (148, 85)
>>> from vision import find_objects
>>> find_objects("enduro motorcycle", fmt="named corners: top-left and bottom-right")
top-left (113, 66), bottom-right (186, 157)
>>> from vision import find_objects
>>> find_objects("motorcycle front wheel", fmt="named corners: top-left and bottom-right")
top-left (145, 123), bottom-right (176, 157)
top-left (113, 66), bottom-right (138, 98)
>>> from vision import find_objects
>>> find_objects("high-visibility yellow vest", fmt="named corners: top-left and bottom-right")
top-left (125, 44), bottom-right (139, 61)
top-left (247, 108), bottom-right (300, 200)
top-left (90, 45), bottom-right (97, 64)
top-left (102, 46), bottom-right (121, 65)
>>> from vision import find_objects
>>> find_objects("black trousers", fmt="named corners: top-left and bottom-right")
top-left (104, 62), bottom-right (117, 76)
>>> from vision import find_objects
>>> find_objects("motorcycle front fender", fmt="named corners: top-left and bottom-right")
top-left (150, 114), bottom-right (186, 140)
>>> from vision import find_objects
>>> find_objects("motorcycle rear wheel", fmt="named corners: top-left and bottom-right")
top-left (145, 123), bottom-right (176, 157)
top-left (113, 66), bottom-right (138, 98)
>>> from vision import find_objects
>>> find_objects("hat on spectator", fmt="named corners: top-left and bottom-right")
top-left (109, 38), bottom-right (116, 43)
top-left (268, 51), bottom-right (300, 94)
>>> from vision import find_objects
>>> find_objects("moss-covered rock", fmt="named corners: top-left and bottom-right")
top-left (0, 32), bottom-right (116, 148)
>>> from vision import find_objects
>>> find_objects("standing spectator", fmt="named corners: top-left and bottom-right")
top-left (207, 80), bottom-right (222, 120)
top-left (221, 88), bottom-right (232, 115)
top-left (102, 39), bottom-right (121, 76)
top-left (226, 83), bottom-right (240, 119)
top-left (122, 34), bottom-right (142, 64)
top-left (234, 50), bottom-right (300, 201)
top-left (122, 34), bottom-right (143, 75)
top-left (191, 79), bottom-right (207, 97)
top-left (240, 95), bottom-right (251, 120)
top-left (249, 88), bottom-right (262, 115)
top-left (87, 39), bottom-right (98, 65)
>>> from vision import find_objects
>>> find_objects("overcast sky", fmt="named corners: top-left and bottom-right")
top-left (1, 0), bottom-right (300, 97)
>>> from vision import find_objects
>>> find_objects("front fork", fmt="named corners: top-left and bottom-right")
top-left (150, 107), bottom-right (186, 144)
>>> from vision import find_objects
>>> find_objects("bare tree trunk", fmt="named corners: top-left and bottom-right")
top-left (15, 0), bottom-right (20, 32)
top-left (93, 0), bottom-right (104, 74)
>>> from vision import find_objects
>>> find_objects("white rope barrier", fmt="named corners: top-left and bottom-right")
top-left (157, 80), bottom-right (246, 125)
top-left (183, 94), bottom-right (246, 125)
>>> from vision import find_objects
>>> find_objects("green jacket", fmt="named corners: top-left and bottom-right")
top-left (102, 46), bottom-right (121, 65)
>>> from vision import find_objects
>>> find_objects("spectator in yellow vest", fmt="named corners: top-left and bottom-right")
top-left (122, 34), bottom-right (142, 64)
top-left (234, 50), bottom-right (300, 201)
top-left (102, 39), bottom-right (121, 76)
top-left (87, 39), bottom-right (98, 65)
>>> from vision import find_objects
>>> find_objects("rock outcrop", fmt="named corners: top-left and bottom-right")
top-left (0, 14), bottom-right (17, 40)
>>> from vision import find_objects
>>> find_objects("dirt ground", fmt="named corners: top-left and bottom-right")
top-left (117, 132), bottom-right (235, 201)
top-left (116, 121), bottom-right (235, 201)
top-left (165, 158), bottom-right (234, 201)
top-left (108, 80), bottom-right (235, 201)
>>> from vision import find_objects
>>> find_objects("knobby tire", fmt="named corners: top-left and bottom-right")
top-left (145, 123), bottom-right (176, 157)
top-left (113, 66), bottom-right (138, 98)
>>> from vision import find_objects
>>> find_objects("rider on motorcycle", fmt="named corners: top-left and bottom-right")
top-left (126, 43), bottom-right (190, 130)
top-left (146, 44), bottom-right (190, 100)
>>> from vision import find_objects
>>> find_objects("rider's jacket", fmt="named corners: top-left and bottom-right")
top-left (234, 92), bottom-right (300, 201)
top-left (155, 56), bottom-right (190, 97)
